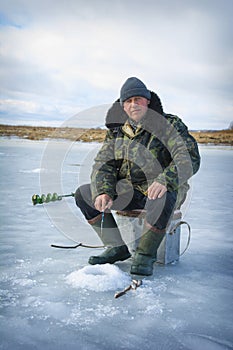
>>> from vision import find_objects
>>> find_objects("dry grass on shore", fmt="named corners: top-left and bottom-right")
top-left (0, 124), bottom-right (233, 145)
top-left (189, 129), bottom-right (233, 145)
top-left (0, 124), bottom-right (106, 142)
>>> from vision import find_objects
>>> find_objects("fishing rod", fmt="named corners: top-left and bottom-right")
top-left (114, 279), bottom-right (142, 299)
top-left (32, 192), bottom-right (75, 205)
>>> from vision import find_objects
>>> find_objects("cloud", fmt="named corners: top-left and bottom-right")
top-left (0, 0), bottom-right (232, 129)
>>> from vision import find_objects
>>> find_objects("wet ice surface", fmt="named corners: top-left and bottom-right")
top-left (0, 138), bottom-right (233, 350)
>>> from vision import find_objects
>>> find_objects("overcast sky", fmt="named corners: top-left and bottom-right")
top-left (0, 0), bottom-right (232, 130)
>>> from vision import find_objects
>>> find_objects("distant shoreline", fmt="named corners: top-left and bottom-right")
top-left (0, 124), bottom-right (233, 145)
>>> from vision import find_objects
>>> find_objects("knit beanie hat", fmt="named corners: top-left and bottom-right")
top-left (120, 77), bottom-right (151, 104)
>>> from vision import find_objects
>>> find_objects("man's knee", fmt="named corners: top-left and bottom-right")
top-left (75, 184), bottom-right (91, 208)
top-left (146, 191), bottom-right (177, 229)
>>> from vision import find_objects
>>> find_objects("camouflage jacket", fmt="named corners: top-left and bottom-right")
top-left (91, 93), bottom-right (200, 209)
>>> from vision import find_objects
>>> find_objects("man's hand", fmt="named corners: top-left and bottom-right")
top-left (94, 194), bottom-right (113, 212)
top-left (147, 181), bottom-right (167, 200)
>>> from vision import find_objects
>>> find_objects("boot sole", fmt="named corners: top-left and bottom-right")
top-left (88, 252), bottom-right (131, 265)
top-left (130, 265), bottom-right (153, 276)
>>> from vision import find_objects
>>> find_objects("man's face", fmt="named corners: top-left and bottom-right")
top-left (123, 96), bottom-right (150, 122)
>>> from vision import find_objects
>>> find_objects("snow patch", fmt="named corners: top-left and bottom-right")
top-left (65, 264), bottom-right (131, 292)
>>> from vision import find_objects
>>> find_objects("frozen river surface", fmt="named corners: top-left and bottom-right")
top-left (0, 138), bottom-right (233, 350)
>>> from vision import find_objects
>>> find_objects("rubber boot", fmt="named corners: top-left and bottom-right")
top-left (88, 213), bottom-right (131, 265)
top-left (130, 227), bottom-right (165, 276)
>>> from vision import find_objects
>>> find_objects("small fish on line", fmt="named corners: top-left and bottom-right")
top-left (114, 279), bottom-right (142, 298)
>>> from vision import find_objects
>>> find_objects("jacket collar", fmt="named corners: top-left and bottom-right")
top-left (122, 120), bottom-right (143, 138)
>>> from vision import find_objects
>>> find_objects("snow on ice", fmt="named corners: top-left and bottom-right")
top-left (0, 138), bottom-right (233, 350)
top-left (65, 264), bottom-right (131, 292)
